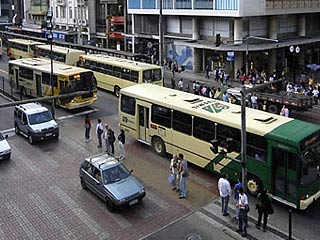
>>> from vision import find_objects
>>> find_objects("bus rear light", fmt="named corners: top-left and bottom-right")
top-left (151, 124), bottom-right (157, 130)
top-left (300, 195), bottom-right (306, 200)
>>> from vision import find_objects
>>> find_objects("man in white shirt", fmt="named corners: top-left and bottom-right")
top-left (251, 94), bottom-right (258, 109)
top-left (237, 187), bottom-right (249, 237)
top-left (218, 173), bottom-right (232, 216)
top-left (178, 79), bottom-right (184, 91)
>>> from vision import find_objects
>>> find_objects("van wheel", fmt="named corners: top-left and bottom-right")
top-left (152, 137), bottom-right (166, 156)
top-left (247, 175), bottom-right (262, 196)
top-left (80, 178), bottom-right (87, 190)
top-left (114, 86), bottom-right (120, 97)
top-left (28, 135), bottom-right (34, 145)
top-left (105, 198), bottom-right (115, 212)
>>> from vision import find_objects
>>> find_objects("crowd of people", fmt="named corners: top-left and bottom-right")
top-left (83, 114), bottom-right (126, 160)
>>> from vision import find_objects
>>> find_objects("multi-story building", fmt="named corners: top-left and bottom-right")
top-left (0, 0), bottom-right (15, 27)
top-left (126, 0), bottom-right (320, 78)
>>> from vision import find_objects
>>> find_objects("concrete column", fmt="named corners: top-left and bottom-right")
top-left (192, 17), bottom-right (200, 40)
top-left (234, 18), bottom-right (243, 43)
top-left (268, 16), bottom-right (278, 40)
top-left (298, 15), bottom-right (306, 37)
top-left (88, 0), bottom-right (96, 44)
top-left (268, 49), bottom-right (277, 74)
top-left (234, 51), bottom-right (243, 79)
top-left (193, 48), bottom-right (201, 72)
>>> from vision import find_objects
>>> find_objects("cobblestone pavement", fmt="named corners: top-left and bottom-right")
top-left (0, 114), bottom-right (215, 240)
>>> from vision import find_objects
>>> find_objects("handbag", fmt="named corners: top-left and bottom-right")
top-left (168, 174), bottom-right (175, 186)
top-left (84, 123), bottom-right (89, 129)
top-left (245, 204), bottom-right (250, 213)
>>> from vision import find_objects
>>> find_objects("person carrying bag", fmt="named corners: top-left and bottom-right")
top-left (256, 188), bottom-right (274, 232)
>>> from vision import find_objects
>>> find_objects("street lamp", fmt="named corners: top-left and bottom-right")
top-left (46, 10), bottom-right (55, 119)
top-left (289, 45), bottom-right (300, 84)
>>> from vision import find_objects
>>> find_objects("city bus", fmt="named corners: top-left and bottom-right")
top-left (7, 39), bottom-right (44, 60)
top-left (35, 45), bottom-right (85, 66)
top-left (77, 54), bottom-right (163, 97)
top-left (9, 58), bottom-right (98, 109)
top-left (119, 84), bottom-right (320, 210)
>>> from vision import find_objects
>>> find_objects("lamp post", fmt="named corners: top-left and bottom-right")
top-left (46, 10), bottom-right (55, 119)
top-left (289, 45), bottom-right (300, 84)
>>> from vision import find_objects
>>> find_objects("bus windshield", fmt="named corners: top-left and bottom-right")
top-left (300, 144), bottom-right (320, 186)
top-left (69, 72), bottom-right (96, 92)
top-left (143, 69), bottom-right (161, 83)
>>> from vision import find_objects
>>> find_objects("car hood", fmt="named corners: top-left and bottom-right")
top-left (105, 175), bottom-right (144, 199)
top-left (0, 139), bottom-right (11, 152)
top-left (30, 120), bottom-right (58, 131)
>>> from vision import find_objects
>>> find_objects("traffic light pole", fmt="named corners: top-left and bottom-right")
top-left (240, 85), bottom-right (247, 192)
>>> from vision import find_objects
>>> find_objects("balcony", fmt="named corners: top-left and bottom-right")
top-left (111, 16), bottom-right (124, 25)
top-left (56, 0), bottom-right (66, 6)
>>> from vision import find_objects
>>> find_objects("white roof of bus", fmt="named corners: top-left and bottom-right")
top-left (81, 54), bottom-right (161, 71)
top-left (9, 58), bottom-right (89, 75)
top-left (8, 38), bottom-right (44, 45)
top-left (120, 84), bottom-right (294, 136)
top-left (36, 45), bottom-right (85, 54)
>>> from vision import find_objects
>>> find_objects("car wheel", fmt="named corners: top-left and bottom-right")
top-left (28, 135), bottom-right (34, 145)
top-left (15, 125), bottom-right (19, 135)
top-left (80, 178), bottom-right (87, 190)
top-left (105, 198), bottom-right (115, 212)
top-left (114, 86), bottom-right (120, 97)
top-left (247, 175), bottom-right (262, 196)
top-left (152, 137), bottom-right (166, 156)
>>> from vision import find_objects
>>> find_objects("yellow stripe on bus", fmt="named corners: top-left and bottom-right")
top-left (214, 151), bottom-right (239, 173)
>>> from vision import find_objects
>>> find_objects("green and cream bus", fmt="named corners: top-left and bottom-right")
top-left (35, 45), bottom-right (85, 66)
top-left (7, 39), bottom-right (44, 60)
top-left (119, 84), bottom-right (320, 210)
top-left (9, 58), bottom-right (98, 109)
top-left (77, 54), bottom-right (163, 97)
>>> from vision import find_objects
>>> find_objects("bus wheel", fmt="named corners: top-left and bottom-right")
top-left (152, 137), bottom-right (166, 156)
top-left (247, 175), bottom-right (262, 195)
top-left (114, 86), bottom-right (120, 97)
top-left (267, 104), bottom-right (279, 114)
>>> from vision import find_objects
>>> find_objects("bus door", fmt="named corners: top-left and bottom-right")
top-left (35, 74), bottom-right (42, 97)
top-left (138, 105), bottom-right (149, 142)
top-left (272, 147), bottom-right (298, 205)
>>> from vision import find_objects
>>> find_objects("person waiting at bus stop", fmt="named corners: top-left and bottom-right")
top-left (218, 173), bottom-right (232, 216)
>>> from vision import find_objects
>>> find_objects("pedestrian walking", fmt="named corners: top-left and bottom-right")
top-left (280, 105), bottom-right (289, 117)
top-left (118, 129), bottom-right (126, 160)
top-left (256, 188), bottom-right (274, 232)
top-left (237, 187), bottom-right (249, 237)
top-left (108, 128), bottom-right (116, 154)
top-left (104, 124), bottom-right (111, 152)
top-left (169, 154), bottom-right (179, 190)
top-left (205, 64), bottom-right (210, 79)
top-left (178, 153), bottom-right (189, 199)
top-left (233, 178), bottom-right (242, 221)
top-left (218, 173), bottom-right (232, 216)
top-left (96, 119), bottom-right (104, 148)
top-left (178, 78), bottom-right (184, 91)
top-left (251, 93), bottom-right (259, 109)
top-left (84, 114), bottom-right (91, 142)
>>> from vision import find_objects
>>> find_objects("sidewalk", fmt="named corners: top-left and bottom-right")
top-left (142, 200), bottom-right (297, 240)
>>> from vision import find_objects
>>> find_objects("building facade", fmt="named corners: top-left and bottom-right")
top-left (127, 0), bottom-right (320, 78)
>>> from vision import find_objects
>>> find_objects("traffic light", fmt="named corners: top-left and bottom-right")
top-left (216, 34), bottom-right (221, 47)
top-left (210, 139), bottom-right (219, 154)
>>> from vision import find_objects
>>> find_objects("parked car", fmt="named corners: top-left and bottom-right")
top-left (14, 102), bottom-right (59, 144)
top-left (79, 153), bottom-right (146, 212)
top-left (0, 132), bottom-right (11, 160)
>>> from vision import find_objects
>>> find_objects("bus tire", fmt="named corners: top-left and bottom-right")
top-left (114, 86), bottom-right (120, 97)
top-left (246, 175), bottom-right (262, 196)
top-left (152, 137), bottom-right (166, 156)
top-left (267, 104), bottom-right (279, 114)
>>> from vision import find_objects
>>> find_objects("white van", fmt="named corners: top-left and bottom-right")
top-left (14, 103), bottom-right (59, 144)
top-left (0, 132), bottom-right (11, 160)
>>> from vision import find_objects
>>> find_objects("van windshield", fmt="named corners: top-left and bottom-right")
top-left (28, 111), bottom-right (53, 125)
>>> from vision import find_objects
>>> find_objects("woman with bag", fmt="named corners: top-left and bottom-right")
top-left (169, 154), bottom-right (179, 190)
top-left (84, 114), bottom-right (91, 142)
top-left (256, 188), bottom-right (274, 232)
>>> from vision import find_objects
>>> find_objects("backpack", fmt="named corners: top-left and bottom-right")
top-left (109, 130), bottom-right (116, 143)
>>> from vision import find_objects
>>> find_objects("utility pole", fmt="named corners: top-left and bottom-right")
top-left (159, 0), bottom-right (163, 66)
top-left (240, 84), bottom-right (247, 192)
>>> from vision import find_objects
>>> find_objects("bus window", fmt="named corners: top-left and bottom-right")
top-left (19, 67), bottom-right (33, 80)
top-left (143, 69), bottom-right (161, 83)
top-left (113, 66), bottom-right (122, 78)
top-left (42, 72), bottom-right (58, 87)
top-left (131, 70), bottom-right (139, 83)
top-left (120, 95), bottom-right (136, 115)
top-left (247, 132), bottom-right (267, 161)
top-left (151, 105), bottom-right (171, 128)
top-left (122, 68), bottom-right (131, 81)
top-left (193, 116), bottom-right (215, 142)
top-left (172, 110), bottom-right (192, 135)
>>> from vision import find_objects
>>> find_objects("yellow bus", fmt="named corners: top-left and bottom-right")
top-left (35, 45), bottom-right (85, 66)
top-left (7, 39), bottom-right (44, 60)
top-left (9, 58), bottom-right (98, 109)
top-left (119, 84), bottom-right (320, 210)
top-left (77, 54), bottom-right (163, 97)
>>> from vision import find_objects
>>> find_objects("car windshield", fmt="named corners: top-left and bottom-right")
top-left (102, 164), bottom-right (130, 184)
top-left (28, 111), bottom-right (53, 125)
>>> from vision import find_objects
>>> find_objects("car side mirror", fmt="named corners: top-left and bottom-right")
top-left (5, 135), bottom-right (8, 139)
top-left (130, 169), bottom-right (133, 174)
